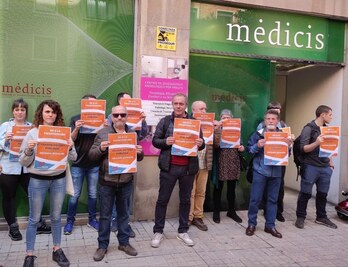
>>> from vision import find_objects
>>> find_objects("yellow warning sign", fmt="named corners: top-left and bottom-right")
top-left (156, 26), bottom-right (177, 51)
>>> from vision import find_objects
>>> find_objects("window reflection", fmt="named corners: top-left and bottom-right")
top-left (86, 0), bottom-right (116, 20)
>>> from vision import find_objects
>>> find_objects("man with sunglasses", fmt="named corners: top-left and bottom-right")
top-left (151, 93), bottom-right (205, 248)
top-left (89, 105), bottom-right (144, 260)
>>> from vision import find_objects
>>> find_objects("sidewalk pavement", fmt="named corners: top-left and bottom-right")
top-left (1, 189), bottom-right (347, 267)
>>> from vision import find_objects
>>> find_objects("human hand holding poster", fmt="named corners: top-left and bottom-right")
top-left (319, 126), bottom-right (340, 157)
top-left (264, 132), bottom-right (289, 166)
top-left (80, 99), bottom-right (106, 133)
top-left (34, 125), bottom-right (71, 170)
top-left (9, 125), bottom-right (31, 161)
top-left (108, 132), bottom-right (137, 174)
top-left (120, 98), bottom-right (143, 131)
top-left (193, 113), bottom-right (215, 145)
top-left (220, 118), bottom-right (241, 148)
top-left (171, 118), bottom-right (200, 156)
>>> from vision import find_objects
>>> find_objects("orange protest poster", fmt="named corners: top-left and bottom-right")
top-left (280, 127), bottom-right (291, 137)
top-left (193, 113), bottom-right (215, 145)
top-left (34, 125), bottom-right (71, 170)
top-left (80, 99), bottom-right (106, 133)
top-left (9, 125), bottom-right (31, 162)
top-left (264, 132), bottom-right (289, 166)
top-left (220, 118), bottom-right (241, 148)
top-left (319, 126), bottom-right (340, 157)
top-left (171, 118), bottom-right (201, 157)
top-left (120, 98), bottom-right (142, 131)
top-left (108, 132), bottom-right (137, 174)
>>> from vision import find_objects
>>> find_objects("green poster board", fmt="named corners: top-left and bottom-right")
top-left (188, 54), bottom-right (275, 210)
top-left (0, 0), bottom-right (134, 217)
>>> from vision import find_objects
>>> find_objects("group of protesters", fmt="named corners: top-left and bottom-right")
top-left (0, 93), bottom-right (337, 267)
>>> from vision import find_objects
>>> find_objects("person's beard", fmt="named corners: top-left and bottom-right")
top-left (266, 124), bottom-right (276, 130)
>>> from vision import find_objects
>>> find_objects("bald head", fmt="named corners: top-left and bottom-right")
top-left (191, 101), bottom-right (207, 113)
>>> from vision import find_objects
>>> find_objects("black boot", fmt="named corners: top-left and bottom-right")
top-left (213, 211), bottom-right (220, 223)
top-left (227, 210), bottom-right (242, 223)
top-left (9, 222), bottom-right (22, 241)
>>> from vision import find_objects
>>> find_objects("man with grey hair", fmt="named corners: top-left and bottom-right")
top-left (151, 93), bottom-right (205, 248)
top-left (189, 101), bottom-right (218, 231)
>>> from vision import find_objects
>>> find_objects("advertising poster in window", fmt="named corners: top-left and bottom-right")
top-left (34, 125), bottom-right (71, 170)
top-left (140, 55), bottom-right (188, 155)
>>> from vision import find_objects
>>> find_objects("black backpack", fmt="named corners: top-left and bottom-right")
top-left (293, 123), bottom-right (316, 181)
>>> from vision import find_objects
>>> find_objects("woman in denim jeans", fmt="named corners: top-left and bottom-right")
top-left (19, 100), bottom-right (77, 267)
top-left (0, 99), bottom-right (51, 242)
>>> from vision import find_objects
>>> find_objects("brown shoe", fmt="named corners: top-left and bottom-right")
top-left (245, 225), bottom-right (256, 236)
top-left (264, 227), bottom-right (282, 238)
top-left (191, 218), bottom-right (208, 231)
top-left (118, 244), bottom-right (137, 256)
top-left (93, 248), bottom-right (107, 261)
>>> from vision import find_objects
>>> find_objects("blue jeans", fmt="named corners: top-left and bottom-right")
top-left (296, 164), bottom-right (332, 219)
top-left (248, 171), bottom-right (281, 229)
top-left (66, 166), bottom-right (99, 222)
top-left (153, 165), bottom-right (195, 234)
top-left (98, 181), bottom-right (132, 249)
top-left (26, 177), bottom-right (66, 252)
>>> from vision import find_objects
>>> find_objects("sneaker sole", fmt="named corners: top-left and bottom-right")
top-left (176, 236), bottom-right (195, 246)
top-left (151, 237), bottom-right (163, 248)
top-left (36, 231), bottom-right (52, 235)
top-left (315, 220), bottom-right (337, 229)
top-left (64, 231), bottom-right (72, 235)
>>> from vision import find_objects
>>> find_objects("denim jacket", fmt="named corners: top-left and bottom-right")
top-left (247, 128), bottom-right (287, 178)
top-left (0, 119), bottom-right (31, 175)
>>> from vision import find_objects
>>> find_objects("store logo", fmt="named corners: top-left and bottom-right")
top-left (226, 20), bottom-right (324, 50)
top-left (2, 83), bottom-right (52, 96)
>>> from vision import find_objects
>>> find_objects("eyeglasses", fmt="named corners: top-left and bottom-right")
top-left (112, 113), bottom-right (127, 118)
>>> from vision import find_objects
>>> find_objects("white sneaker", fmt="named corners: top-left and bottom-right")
top-left (177, 233), bottom-right (195, 246)
top-left (151, 232), bottom-right (163, 248)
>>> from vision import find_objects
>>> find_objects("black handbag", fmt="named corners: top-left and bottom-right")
top-left (238, 152), bottom-right (248, 172)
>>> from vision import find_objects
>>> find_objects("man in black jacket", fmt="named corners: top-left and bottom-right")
top-left (151, 93), bottom-right (205, 248)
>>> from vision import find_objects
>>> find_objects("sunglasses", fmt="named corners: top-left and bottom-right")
top-left (112, 113), bottom-right (127, 118)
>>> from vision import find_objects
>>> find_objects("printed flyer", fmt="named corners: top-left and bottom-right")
top-left (171, 118), bottom-right (200, 156)
top-left (80, 99), bottom-right (106, 133)
top-left (319, 126), bottom-right (340, 157)
top-left (9, 125), bottom-right (31, 161)
top-left (120, 98), bottom-right (142, 131)
top-left (280, 127), bottom-right (291, 137)
top-left (34, 125), bottom-right (71, 170)
top-left (108, 132), bottom-right (137, 174)
top-left (193, 113), bottom-right (215, 145)
top-left (264, 132), bottom-right (289, 166)
top-left (220, 118), bottom-right (241, 148)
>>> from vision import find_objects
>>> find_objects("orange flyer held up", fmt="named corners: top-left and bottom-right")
top-left (280, 127), bottom-right (291, 137)
top-left (264, 132), bottom-right (289, 166)
top-left (80, 99), bottom-right (106, 133)
top-left (220, 118), bottom-right (241, 148)
top-left (193, 113), bottom-right (215, 145)
top-left (108, 132), bottom-right (137, 174)
top-left (319, 126), bottom-right (340, 157)
top-left (34, 125), bottom-right (71, 170)
top-left (120, 98), bottom-right (143, 131)
top-left (9, 125), bottom-right (31, 162)
top-left (171, 118), bottom-right (201, 157)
